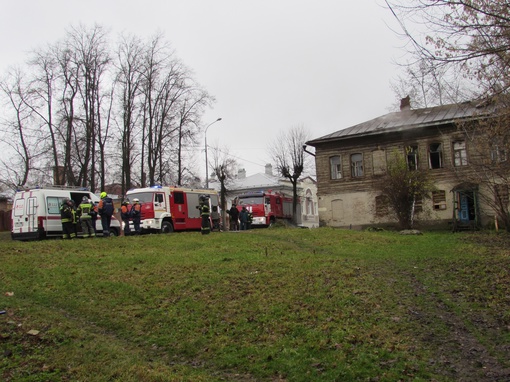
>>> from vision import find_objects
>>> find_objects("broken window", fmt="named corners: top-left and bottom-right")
top-left (432, 190), bottom-right (447, 210)
top-left (329, 156), bottom-right (342, 179)
top-left (453, 141), bottom-right (468, 166)
top-left (429, 143), bottom-right (443, 169)
top-left (406, 145), bottom-right (419, 170)
top-left (351, 153), bottom-right (363, 177)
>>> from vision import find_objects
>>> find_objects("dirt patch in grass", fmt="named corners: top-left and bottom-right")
top-left (407, 271), bottom-right (510, 381)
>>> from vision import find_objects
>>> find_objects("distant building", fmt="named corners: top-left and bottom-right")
top-left (306, 99), bottom-right (508, 230)
top-left (210, 164), bottom-right (320, 228)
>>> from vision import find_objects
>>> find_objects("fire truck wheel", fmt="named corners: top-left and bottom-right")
top-left (161, 221), bottom-right (174, 233)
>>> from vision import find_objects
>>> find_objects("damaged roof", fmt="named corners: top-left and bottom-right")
top-left (307, 100), bottom-right (491, 146)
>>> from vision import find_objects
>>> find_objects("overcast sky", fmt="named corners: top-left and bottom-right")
top-left (0, 0), bottom-right (405, 179)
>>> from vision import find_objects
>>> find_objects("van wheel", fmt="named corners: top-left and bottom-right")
top-left (161, 221), bottom-right (174, 233)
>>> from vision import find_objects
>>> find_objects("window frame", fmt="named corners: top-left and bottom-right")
top-left (453, 141), bottom-right (468, 167)
top-left (406, 145), bottom-right (419, 170)
top-left (428, 143), bottom-right (443, 169)
top-left (350, 153), bottom-right (364, 177)
top-left (329, 155), bottom-right (342, 180)
top-left (432, 190), bottom-right (447, 210)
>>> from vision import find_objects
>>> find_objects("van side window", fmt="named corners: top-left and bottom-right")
top-left (13, 199), bottom-right (25, 217)
top-left (47, 197), bottom-right (62, 214)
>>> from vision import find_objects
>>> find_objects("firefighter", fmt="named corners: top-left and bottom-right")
top-left (239, 206), bottom-right (248, 230)
top-left (120, 200), bottom-right (132, 236)
top-left (228, 203), bottom-right (240, 231)
top-left (247, 209), bottom-right (253, 230)
top-left (70, 199), bottom-right (79, 237)
top-left (60, 198), bottom-right (76, 239)
top-left (198, 195), bottom-right (211, 235)
top-left (98, 191), bottom-right (114, 237)
top-left (131, 198), bottom-right (142, 235)
top-left (90, 201), bottom-right (99, 234)
top-left (211, 205), bottom-right (221, 232)
top-left (77, 196), bottom-right (95, 238)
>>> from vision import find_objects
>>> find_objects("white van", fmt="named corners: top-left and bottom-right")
top-left (11, 186), bottom-right (120, 240)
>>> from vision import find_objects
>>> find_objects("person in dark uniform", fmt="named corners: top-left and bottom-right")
top-left (60, 198), bottom-right (76, 239)
top-left (120, 200), bottom-right (132, 236)
top-left (228, 203), bottom-right (239, 231)
top-left (131, 198), bottom-right (142, 235)
top-left (198, 195), bottom-right (211, 235)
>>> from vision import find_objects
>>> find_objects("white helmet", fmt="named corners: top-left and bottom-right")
top-left (133, 198), bottom-right (139, 202)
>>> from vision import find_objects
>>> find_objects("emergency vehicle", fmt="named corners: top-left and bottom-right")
top-left (125, 186), bottom-right (219, 233)
top-left (11, 186), bottom-right (121, 241)
top-left (235, 190), bottom-right (297, 227)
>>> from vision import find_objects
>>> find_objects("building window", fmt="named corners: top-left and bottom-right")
top-left (406, 145), bottom-right (418, 170)
top-left (432, 190), bottom-right (447, 210)
top-left (491, 144), bottom-right (507, 163)
top-left (351, 153), bottom-right (364, 177)
top-left (329, 156), bottom-right (342, 179)
top-left (372, 149), bottom-right (386, 175)
top-left (429, 143), bottom-right (443, 169)
top-left (305, 189), bottom-right (314, 215)
top-left (453, 141), bottom-right (468, 166)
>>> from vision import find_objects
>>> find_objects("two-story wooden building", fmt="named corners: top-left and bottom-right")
top-left (306, 99), bottom-right (507, 230)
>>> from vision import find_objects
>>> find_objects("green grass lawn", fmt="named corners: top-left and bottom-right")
top-left (1, 228), bottom-right (509, 381)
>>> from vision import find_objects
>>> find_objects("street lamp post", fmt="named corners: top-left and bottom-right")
top-left (205, 117), bottom-right (222, 188)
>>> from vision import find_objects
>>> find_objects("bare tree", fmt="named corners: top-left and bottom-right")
top-left (391, 58), bottom-right (467, 109)
top-left (0, 68), bottom-right (37, 187)
top-left (210, 144), bottom-right (238, 230)
top-left (374, 150), bottom-right (434, 229)
top-left (386, 0), bottom-right (510, 230)
top-left (385, 0), bottom-right (510, 98)
top-left (0, 25), bottom-right (213, 195)
top-left (455, 112), bottom-right (510, 231)
top-left (115, 34), bottom-right (144, 195)
top-left (173, 87), bottom-right (211, 186)
top-left (269, 125), bottom-right (311, 224)
top-left (66, 24), bottom-right (111, 190)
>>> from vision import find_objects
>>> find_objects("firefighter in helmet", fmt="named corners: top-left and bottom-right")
top-left (77, 196), bottom-right (95, 238)
top-left (60, 198), bottom-right (76, 239)
top-left (98, 191), bottom-right (114, 237)
top-left (198, 195), bottom-right (211, 235)
top-left (120, 199), bottom-right (132, 236)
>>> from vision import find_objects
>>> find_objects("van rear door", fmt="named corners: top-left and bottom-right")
top-left (11, 192), bottom-right (40, 240)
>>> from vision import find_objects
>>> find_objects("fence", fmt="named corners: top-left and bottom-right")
top-left (0, 210), bottom-right (11, 232)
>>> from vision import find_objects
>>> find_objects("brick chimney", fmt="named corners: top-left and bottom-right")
top-left (400, 96), bottom-right (411, 111)
top-left (265, 163), bottom-right (273, 176)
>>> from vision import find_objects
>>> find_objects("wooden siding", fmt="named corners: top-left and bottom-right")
top-left (312, 122), bottom-right (498, 228)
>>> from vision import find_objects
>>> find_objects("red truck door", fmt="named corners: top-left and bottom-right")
top-left (170, 191), bottom-right (187, 230)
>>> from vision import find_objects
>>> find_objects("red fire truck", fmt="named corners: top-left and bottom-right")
top-left (235, 190), bottom-right (296, 227)
top-left (126, 186), bottom-right (219, 233)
